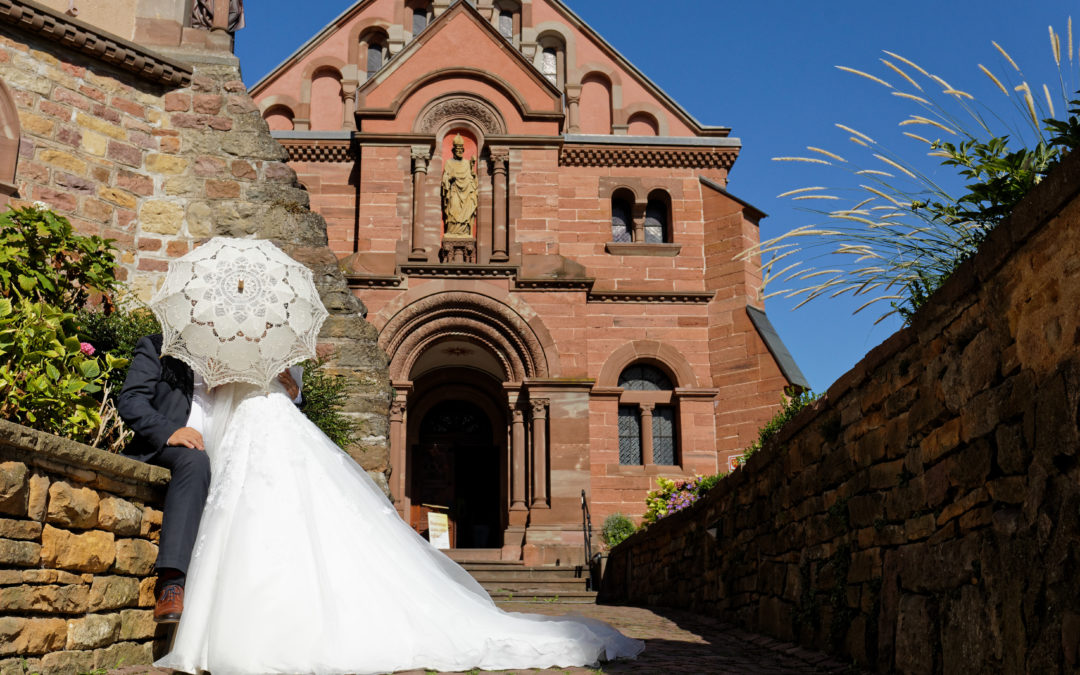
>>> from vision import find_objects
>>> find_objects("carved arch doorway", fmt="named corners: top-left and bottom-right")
top-left (406, 367), bottom-right (507, 550)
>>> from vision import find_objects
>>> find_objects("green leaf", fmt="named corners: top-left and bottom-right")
top-left (45, 363), bottom-right (60, 381)
top-left (16, 274), bottom-right (36, 292)
top-left (78, 360), bottom-right (100, 379)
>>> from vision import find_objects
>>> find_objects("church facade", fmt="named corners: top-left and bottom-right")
top-left (251, 0), bottom-right (806, 564)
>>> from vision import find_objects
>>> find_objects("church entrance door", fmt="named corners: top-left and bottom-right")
top-left (410, 398), bottom-right (502, 548)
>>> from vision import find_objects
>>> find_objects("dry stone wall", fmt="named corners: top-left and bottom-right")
top-left (0, 420), bottom-right (169, 675)
top-left (599, 151), bottom-right (1080, 673)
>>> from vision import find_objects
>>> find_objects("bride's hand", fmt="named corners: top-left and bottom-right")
top-left (278, 370), bottom-right (299, 400)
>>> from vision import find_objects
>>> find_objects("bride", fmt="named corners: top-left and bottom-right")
top-left (153, 369), bottom-right (644, 674)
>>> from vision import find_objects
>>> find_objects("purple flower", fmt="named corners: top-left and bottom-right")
top-left (80, 342), bottom-right (95, 356)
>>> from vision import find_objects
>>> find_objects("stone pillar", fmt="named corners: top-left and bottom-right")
top-left (631, 202), bottom-right (647, 243)
top-left (564, 84), bottom-right (582, 133)
top-left (489, 146), bottom-right (509, 262)
top-left (511, 405), bottom-right (528, 513)
top-left (640, 402), bottom-right (655, 465)
top-left (409, 146), bottom-right (430, 261)
top-left (530, 398), bottom-right (548, 508)
top-left (341, 78), bottom-right (358, 131)
top-left (389, 395), bottom-right (407, 515)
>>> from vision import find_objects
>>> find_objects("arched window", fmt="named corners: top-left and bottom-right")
top-left (407, 0), bottom-right (432, 39)
top-left (360, 29), bottom-right (390, 81)
top-left (493, 0), bottom-right (520, 43)
top-left (644, 190), bottom-right (671, 243)
top-left (536, 32), bottom-right (566, 88)
top-left (611, 190), bottom-right (633, 243)
top-left (367, 42), bottom-right (384, 77)
top-left (541, 47), bottom-right (558, 85)
top-left (617, 363), bottom-right (678, 466)
top-left (498, 10), bottom-right (513, 38)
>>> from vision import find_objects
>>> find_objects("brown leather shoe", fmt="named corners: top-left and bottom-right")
top-left (154, 583), bottom-right (184, 623)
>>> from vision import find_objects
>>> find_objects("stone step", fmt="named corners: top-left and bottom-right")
top-left (476, 578), bottom-right (589, 593)
top-left (443, 548), bottom-right (507, 563)
top-left (486, 589), bottom-right (598, 603)
top-left (467, 569), bottom-right (586, 582)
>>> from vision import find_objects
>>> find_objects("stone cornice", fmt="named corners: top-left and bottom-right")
top-left (398, 263), bottom-right (517, 278)
top-left (345, 274), bottom-right (402, 288)
top-left (280, 139), bottom-right (353, 162)
top-left (560, 144), bottom-right (737, 169)
top-left (587, 290), bottom-right (715, 304)
top-left (0, 0), bottom-right (193, 87)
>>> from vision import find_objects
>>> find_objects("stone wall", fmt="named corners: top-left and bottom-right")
top-left (599, 151), bottom-right (1080, 673)
top-left (0, 420), bottom-right (169, 675)
top-left (0, 2), bottom-right (391, 480)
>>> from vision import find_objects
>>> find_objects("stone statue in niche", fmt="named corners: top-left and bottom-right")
top-left (440, 134), bottom-right (478, 238)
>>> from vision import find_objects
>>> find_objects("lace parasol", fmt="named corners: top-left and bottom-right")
top-left (149, 237), bottom-right (329, 390)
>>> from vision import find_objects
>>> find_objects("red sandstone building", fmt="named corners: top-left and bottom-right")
top-left (251, 0), bottom-right (806, 564)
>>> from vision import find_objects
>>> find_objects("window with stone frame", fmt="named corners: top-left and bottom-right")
top-left (644, 190), bottom-right (671, 243)
top-left (616, 363), bottom-right (678, 466)
top-left (492, 0), bottom-right (519, 42)
top-left (610, 190), bottom-right (633, 243)
top-left (361, 30), bottom-right (390, 80)
top-left (407, 0), bottom-right (431, 39)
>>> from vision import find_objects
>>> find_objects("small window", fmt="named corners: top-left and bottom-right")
top-left (412, 8), bottom-right (427, 36)
top-left (619, 365), bottom-right (673, 391)
top-left (652, 407), bottom-right (676, 465)
top-left (498, 10), bottom-right (513, 38)
top-left (541, 47), bottom-right (558, 86)
top-left (644, 199), bottom-right (667, 243)
top-left (611, 195), bottom-right (632, 243)
top-left (367, 43), bottom-right (383, 78)
top-left (618, 405), bottom-right (642, 465)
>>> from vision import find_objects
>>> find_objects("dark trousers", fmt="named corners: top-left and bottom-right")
top-left (147, 445), bottom-right (211, 575)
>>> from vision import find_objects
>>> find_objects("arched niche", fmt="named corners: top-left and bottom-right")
top-left (579, 72), bottom-right (612, 134)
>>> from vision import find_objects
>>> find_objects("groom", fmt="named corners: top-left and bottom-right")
top-left (118, 334), bottom-right (299, 623)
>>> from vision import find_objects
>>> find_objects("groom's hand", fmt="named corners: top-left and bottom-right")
top-left (167, 427), bottom-right (205, 451)
top-left (278, 370), bottom-right (300, 401)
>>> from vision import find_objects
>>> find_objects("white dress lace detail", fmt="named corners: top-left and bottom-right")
top-left (156, 383), bottom-right (644, 675)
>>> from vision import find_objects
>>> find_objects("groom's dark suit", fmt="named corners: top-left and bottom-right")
top-left (117, 334), bottom-right (210, 578)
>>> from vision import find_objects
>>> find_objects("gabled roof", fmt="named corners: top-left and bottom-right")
top-left (746, 306), bottom-right (810, 390)
top-left (251, 0), bottom-right (731, 137)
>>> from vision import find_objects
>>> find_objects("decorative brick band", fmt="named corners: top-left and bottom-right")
top-left (587, 290), bottom-right (714, 303)
top-left (0, 0), bottom-right (192, 87)
top-left (281, 140), bottom-right (352, 163)
top-left (345, 274), bottom-right (402, 288)
top-left (398, 263), bottom-right (517, 278)
top-left (560, 146), bottom-right (736, 169)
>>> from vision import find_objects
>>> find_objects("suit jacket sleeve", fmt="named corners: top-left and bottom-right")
top-left (117, 336), bottom-right (182, 453)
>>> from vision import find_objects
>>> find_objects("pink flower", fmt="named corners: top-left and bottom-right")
top-left (79, 342), bottom-right (95, 357)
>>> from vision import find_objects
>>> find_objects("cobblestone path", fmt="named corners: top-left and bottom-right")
top-left (115, 602), bottom-right (858, 675)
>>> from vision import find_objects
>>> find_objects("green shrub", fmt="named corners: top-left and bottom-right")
top-left (75, 305), bottom-right (161, 390)
top-left (0, 299), bottom-right (126, 444)
top-left (739, 389), bottom-right (819, 466)
top-left (601, 513), bottom-right (637, 549)
top-left (298, 356), bottom-right (363, 449)
top-left (0, 206), bottom-right (118, 306)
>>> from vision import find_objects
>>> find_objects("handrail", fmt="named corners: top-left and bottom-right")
top-left (580, 489), bottom-right (596, 590)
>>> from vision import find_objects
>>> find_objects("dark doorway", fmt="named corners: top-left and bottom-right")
top-left (411, 399), bottom-right (501, 548)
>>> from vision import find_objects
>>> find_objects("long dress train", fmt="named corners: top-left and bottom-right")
top-left (154, 382), bottom-right (644, 674)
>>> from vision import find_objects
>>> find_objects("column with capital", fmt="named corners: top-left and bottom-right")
top-left (564, 84), bottom-right (582, 134)
top-left (341, 77), bottom-right (358, 131)
top-left (530, 399), bottom-right (549, 508)
top-left (510, 405), bottom-right (528, 513)
top-left (489, 147), bottom-right (509, 262)
top-left (640, 402), bottom-right (655, 465)
top-left (409, 146), bottom-right (430, 261)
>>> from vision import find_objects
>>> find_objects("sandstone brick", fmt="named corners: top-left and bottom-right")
top-left (110, 96), bottom-right (145, 118)
top-left (87, 575), bottom-right (139, 611)
top-left (167, 240), bottom-right (192, 256)
top-left (40, 525), bottom-right (115, 573)
top-left (137, 577), bottom-right (156, 608)
top-left (193, 93), bottom-right (223, 114)
top-left (55, 125), bottom-right (82, 147)
top-left (145, 153), bottom-right (189, 175)
top-left (194, 155), bottom-right (226, 176)
top-left (136, 258), bottom-right (169, 272)
top-left (37, 150), bottom-right (86, 175)
top-left (137, 237), bottom-right (162, 252)
top-left (39, 650), bottom-right (94, 675)
top-left (19, 569), bottom-right (83, 584)
top-left (74, 112), bottom-right (125, 140)
top-left (27, 473), bottom-right (49, 522)
top-left (163, 175), bottom-right (203, 196)
top-left (112, 539), bottom-right (156, 576)
top-left (80, 86), bottom-right (106, 104)
top-left (65, 613), bottom-right (119, 650)
top-left (93, 641), bottom-right (153, 670)
top-left (163, 91), bottom-right (190, 112)
top-left (138, 200), bottom-right (185, 234)
top-left (231, 159), bottom-right (256, 179)
top-left (82, 198), bottom-right (114, 222)
top-left (159, 135), bottom-right (181, 153)
top-left (0, 462), bottom-right (29, 517)
top-left (19, 111), bottom-right (55, 135)
top-left (0, 539), bottom-right (40, 566)
top-left (0, 617), bottom-right (67, 656)
top-left (81, 131), bottom-right (108, 156)
top-left (45, 482), bottom-right (99, 529)
top-left (97, 497), bottom-right (142, 536)
top-left (106, 140), bottom-right (142, 167)
top-left (118, 609), bottom-right (155, 641)
top-left (32, 186), bottom-right (77, 213)
top-left (0, 518), bottom-right (41, 540)
top-left (0, 583), bottom-right (89, 613)
top-left (206, 179), bottom-right (240, 198)
top-left (0, 658), bottom-right (41, 675)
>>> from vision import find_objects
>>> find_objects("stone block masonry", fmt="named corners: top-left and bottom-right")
top-left (0, 419), bottom-right (170, 674)
top-left (599, 150), bottom-right (1080, 672)
top-left (0, 4), bottom-right (390, 478)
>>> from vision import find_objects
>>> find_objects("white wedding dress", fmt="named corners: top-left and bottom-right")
top-left (155, 381), bottom-right (644, 675)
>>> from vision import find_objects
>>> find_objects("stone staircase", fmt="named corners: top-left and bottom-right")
top-left (445, 550), bottom-right (597, 604)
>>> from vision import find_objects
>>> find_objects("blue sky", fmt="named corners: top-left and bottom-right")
top-left (236, 0), bottom-right (1074, 392)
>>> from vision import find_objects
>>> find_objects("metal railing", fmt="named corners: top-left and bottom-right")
top-left (580, 489), bottom-right (596, 591)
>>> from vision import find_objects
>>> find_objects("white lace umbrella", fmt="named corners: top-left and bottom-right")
top-left (149, 237), bottom-right (329, 390)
